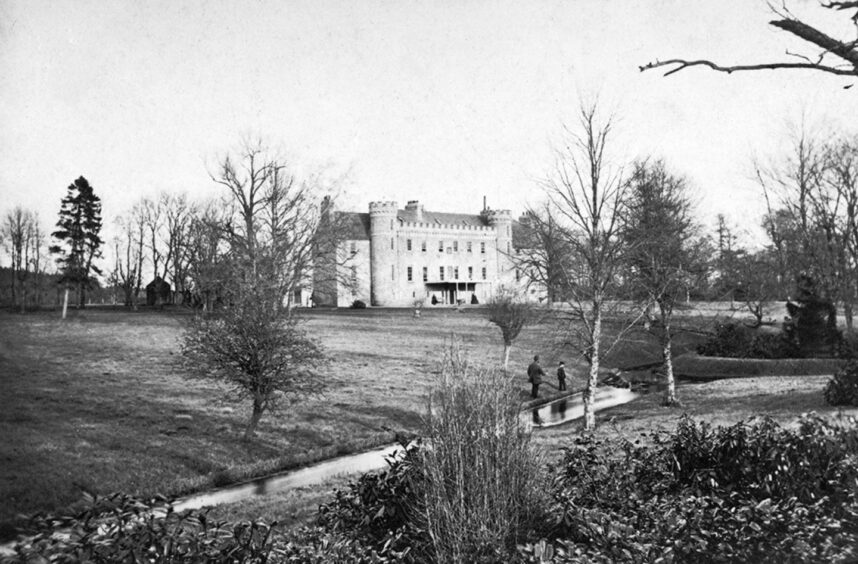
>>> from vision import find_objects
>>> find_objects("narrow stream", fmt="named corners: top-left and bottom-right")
top-left (0, 385), bottom-right (641, 556)
top-left (177, 386), bottom-right (639, 511)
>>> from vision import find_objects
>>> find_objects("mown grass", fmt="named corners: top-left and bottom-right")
top-left (0, 305), bottom-right (606, 537)
top-left (0, 303), bottom-right (835, 540)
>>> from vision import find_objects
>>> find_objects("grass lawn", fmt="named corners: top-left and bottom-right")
top-left (1, 303), bottom-right (844, 539)
top-left (0, 304), bottom-right (606, 537)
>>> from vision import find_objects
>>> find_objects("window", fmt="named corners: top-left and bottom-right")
top-left (468, 266), bottom-right (473, 280)
top-left (515, 268), bottom-right (520, 281)
top-left (453, 241), bottom-right (458, 252)
top-left (421, 240), bottom-right (427, 252)
top-left (439, 266), bottom-right (445, 281)
top-left (351, 266), bottom-right (357, 285)
top-left (507, 226), bottom-right (511, 237)
top-left (481, 267), bottom-right (487, 280)
top-left (407, 266), bottom-right (413, 281)
top-left (439, 240), bottom-right (444, 252)
top-left (391, 265), bottom-right (395, 280)
top-left (480, 242), bottom-right (486, 254)
top-left (390, 219), bottom-right (393, 230)
top-left (447, 266), bottom-right (452, 279)
top-left (407, 239), bottom-right (412, 251)
top-left (423, 266), bottom-right (428, 282)
top-left (454, 267), bottom-right (459, 279)
top-left (350, 241), bottom-right (356, 254)
top-left (507, 242), bottom-right (511, 253)
top-left (390, 237), bottom-right (394, 250)
top-left (467, 241), bottom-right (472, 253)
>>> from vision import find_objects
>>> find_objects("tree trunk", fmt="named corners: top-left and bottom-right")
top-left (243, 399), bottom-right (264, 441)
top-left (78, 281), bottom-right (86, 308)
top-left (662, 321), bottom-right (678, 406)
top-left (583, 304), bottom-right (601, 431)
top-left (844, 301), bottom-right (854, 334)
top-left (502, 343), bottom-right (511, 371)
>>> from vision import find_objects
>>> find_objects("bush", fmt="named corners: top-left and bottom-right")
top-left (318, 443), bottom-right (426, 558)
top-left (697, 322), bottom-right (753, 358)
top-left (351, 299), bottom-right (367, 309)
top-left (420, 345), bottom-right (550, 562)
top-left (698, 323), bottom-right (798, 359)
top-left (10, 493), bottom-right (280, 563)
top-left (825, 360), bottom-right (858, 407)
top-left (528, 414), bottom-right (858, 563)
top-left (749, 332), bottom-right (799, 359)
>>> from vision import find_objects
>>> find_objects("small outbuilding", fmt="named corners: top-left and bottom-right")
top-left (146, 277), bottom-right (172, 306)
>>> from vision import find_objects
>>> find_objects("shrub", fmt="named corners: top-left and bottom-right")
top-left (825, 360), bottom-right (858, 407)
top-left (318, 443), bottom-right (426, 558)
top-left (351, 299), bottom-right (367, 309)
top-left (10, 493), bottom-right (280, 563)
top-left (531, 414), bottom-right (858, 563)
top-left (698, 323), bottom-right (799, 359)
top-left (697, 322), bottom-right (753, 357)
top-left (749, 332), bottom-right (799, 359)
top-left (420, 344), bottom-right (550, 563)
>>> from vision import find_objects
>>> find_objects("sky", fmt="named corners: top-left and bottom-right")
top-left (2, 0), bottom-right (858, 255)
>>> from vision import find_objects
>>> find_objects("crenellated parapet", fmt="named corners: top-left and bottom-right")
top-left (369, 201), bottom-right (398, 216)
top-left (399, 221), bottom-right (495, 232)
top-left (486, 209), bottom-right (512, 225)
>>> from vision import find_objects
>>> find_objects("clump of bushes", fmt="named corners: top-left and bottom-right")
top-left (351, 299), bottom-right (367, 309)
top-left (697, 322), bottom-right (799, 359)
top-left (10, 493), bottom-right (279, 563)
top-left (521, 414), bottom-right (858, 563)
top-left (825, 360), bottom-right (858, 407)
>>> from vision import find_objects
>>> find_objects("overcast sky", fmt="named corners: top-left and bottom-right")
top-left (2, 0), bottom-right (857, 250)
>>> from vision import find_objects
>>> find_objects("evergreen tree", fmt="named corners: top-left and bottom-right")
top-left (50, 176), bottom-right (104, 307)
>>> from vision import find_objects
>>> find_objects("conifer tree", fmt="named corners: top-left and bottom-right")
top-left (50, 176), bottom-right (104, 307)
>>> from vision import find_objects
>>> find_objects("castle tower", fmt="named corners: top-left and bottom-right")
top-left (369, 201), bottom-right (398, 306)
top-left (487, 209), bottom-right (513, 276)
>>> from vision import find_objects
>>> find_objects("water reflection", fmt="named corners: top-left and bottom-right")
top-left (526, 387), bottom-right (639, 428)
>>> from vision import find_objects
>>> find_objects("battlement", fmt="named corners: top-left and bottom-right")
top-left (400, 221), bottom-right (494, 232)
top-left (369, 201), bottom-right (398, 214)
top-left (486, 209), bottom-right (512, 223)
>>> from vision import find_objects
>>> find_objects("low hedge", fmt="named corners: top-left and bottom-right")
top-left (672, 353), bottom-right (843, 380)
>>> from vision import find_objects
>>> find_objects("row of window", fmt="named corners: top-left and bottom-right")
top-left (405, 239), bottom-right (487, 254)
top-left (405, 266), bottom-right (487, 282)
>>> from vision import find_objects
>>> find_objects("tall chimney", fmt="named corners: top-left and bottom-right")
top-left (483, 195), bottom-right (487, 211)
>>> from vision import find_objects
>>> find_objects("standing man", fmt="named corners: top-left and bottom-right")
top-left (557, 361), bottom-right (567, 391)
top-left (527, 355), bottom-right (545, 399)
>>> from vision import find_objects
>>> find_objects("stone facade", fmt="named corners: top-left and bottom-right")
top-left (313, 200), bottom-right (531, 307)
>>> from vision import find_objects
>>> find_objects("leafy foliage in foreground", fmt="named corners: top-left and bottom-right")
top-left (8, 493), bottom-right (278, 563)
top-left (825, 360), bottom-right (858, 407)
top-left (521, 414), bottom-right (858, 563)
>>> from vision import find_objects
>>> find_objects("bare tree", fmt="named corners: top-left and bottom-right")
top-left (543, 101), bottom-right (634, 431)
top-left (641, 2), bottom-right (858, 82)
top-left (184, 200), bottom-right (229, 311)
top-left (486, 287), bottom-right (537, 370)
top-left (513, 203), bottom-right (574, 303)
top-left (139, 197), bottom-right (164, 281)
top-left (159, 192), bottom-right (194, 301)
top-left (109, 212), bottom-right (145, 307)
top-left (757, 121), bottom-right (853, 329)
top-left (622, 159), bottom-right (706, 406)
top-left (2, 207), bottom-right (42, 312)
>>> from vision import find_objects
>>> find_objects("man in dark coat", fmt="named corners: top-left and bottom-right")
top-left (527, 355), bottom-right (545, 399)
top-left (557, 361), bottom-right (567, 391)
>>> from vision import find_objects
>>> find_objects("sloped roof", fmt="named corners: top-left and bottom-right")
top-left (398, 209), bottom-right (489, 227)
top-left (334, 212), bottom-right (371, 240)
